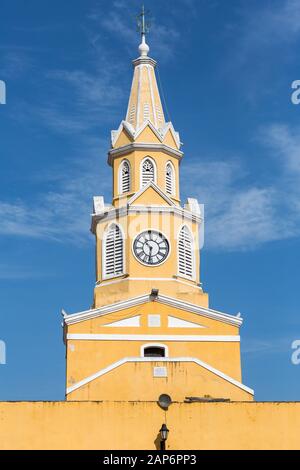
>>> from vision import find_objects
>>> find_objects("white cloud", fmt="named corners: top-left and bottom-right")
top-left (262, 123), bottom-right (300, 175)
top-left (182, 121), bottom-right (300, 251)
top-left (241, 337), bottom-right (289, 355)
top-left (0, 137), bottom-right (111, 244)
top-left (246, 0), bottom-right (300, 45)
top-left (221, 0), bottom-right (300, 102)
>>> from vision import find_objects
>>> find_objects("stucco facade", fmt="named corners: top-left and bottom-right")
top-left (1, 401), bottom-right (300, 450)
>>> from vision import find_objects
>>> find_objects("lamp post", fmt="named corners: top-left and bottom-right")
top-left (159, 423), bottom-right (169, 450)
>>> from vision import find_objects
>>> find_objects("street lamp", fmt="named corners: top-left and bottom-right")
top-left (150, 288), bottom-right (159, 301)
top-left (159, 423), bottom-right (169, 450)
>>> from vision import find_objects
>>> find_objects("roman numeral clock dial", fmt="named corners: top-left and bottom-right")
top-left (133, 230), bottom-right (170, 266)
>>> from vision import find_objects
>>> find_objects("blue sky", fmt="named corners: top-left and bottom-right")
top-left (1, 0), bottom-right (300, 401)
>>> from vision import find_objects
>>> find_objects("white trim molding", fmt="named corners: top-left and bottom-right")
top-left (66, 356), bottom-right (254, 396)
top-left (104, 315), bottom-right (140, 327)
top-left (63, 293), bottom-right (243, 327)
top-left (67, 334), bottom-right (240, 342)
top-left (108, 142), bottom-right (183, 165)
top-left (90, 202), bottom-right (202, 234)
top-left (168, 316), bottom-right (205, 328)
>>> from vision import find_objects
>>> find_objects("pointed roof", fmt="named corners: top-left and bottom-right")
top-left (110, 16), bottom-right (182, 152)
top-left (124, 9), bottom-right (166, 131)
top-left (125, 51), bottom-right (166, 131)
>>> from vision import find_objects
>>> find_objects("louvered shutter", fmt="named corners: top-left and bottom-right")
top-left (166, 163), bottom-right (174, 195)
top-left (121, 161), bottom-right (130, 194)
top-left (104, 224), bottom-right (124, 277)
top-left (178, 226), bottom-right (193, 278)
top-left (142, 159), bottom-right (155, 187)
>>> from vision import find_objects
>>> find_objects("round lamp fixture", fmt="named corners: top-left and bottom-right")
top-left (158, 394), bottom-right (172, 410)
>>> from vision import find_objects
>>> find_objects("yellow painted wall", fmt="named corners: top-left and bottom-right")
top-left (67, 360), bottom-right (250, 402)
top-left (65, 302), bottom-right (243, 401)
top-left (93, 279), bottom-right (209, 308)
top-left (1, 401), bottom-right (300, 450)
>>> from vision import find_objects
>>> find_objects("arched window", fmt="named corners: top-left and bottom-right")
top-left (119, 160), bottom-right (131, 194)
top-left (142, 344), bottom-right (168, 358)
top-left (141, 157), bottom-right (156, 187)
top-left (165, 162), bottom-right (175, 196)
top-left (178, 226), bottom-right (194, 279)
top-left (103, 224), bottom-right (124, 278)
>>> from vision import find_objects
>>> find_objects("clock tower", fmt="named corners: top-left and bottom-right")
top-left (63, 14), bottom-right (254, 402)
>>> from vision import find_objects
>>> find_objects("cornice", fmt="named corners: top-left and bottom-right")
top-left (108, 143), bottom-right (183, 166)
top-left (90, 204), bottom-right (202, 234)
top-left (132, 56), bottom-right (157, 67)
top-left (63, 293), bottom-right (243, 327)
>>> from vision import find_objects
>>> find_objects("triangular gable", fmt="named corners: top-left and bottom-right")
top-left (163, 127), bottom-right (180, 149)
top-left (134, 122), bottom-right (163, 144)
top-left (111, 120), bottom-right (181, 150)
top-left (168, 316), bottom-right (205, 328)
top-left (63, 293), bottom-right (243, 327)
top-left (111, 121), bottom-right (135, 148)
top-left (128, 181), bottom-right (176, 207)
top-left (160, 122), bottom-right (181, 149)
top-left (113, 129), bottom-right (133, 148)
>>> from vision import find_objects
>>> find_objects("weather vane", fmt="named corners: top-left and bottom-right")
top-left (137, 5), bottom-right (151, 39)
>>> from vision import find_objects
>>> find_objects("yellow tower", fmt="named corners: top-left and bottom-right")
top-left (63, 15), bottom-right (253, 403)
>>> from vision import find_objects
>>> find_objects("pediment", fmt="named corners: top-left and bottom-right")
top-left (163, 127), bottom-right (180, 149)
top-left (111, 120), bottom-right (181, 149)
top-left (128, 182), bottom-right (175, 207)
top-left (64, 293), bottom-right (242, 333)
top-left (134, 122), bottom-right (162, 143)
top-left (112, 127), bottom-right (134, 148)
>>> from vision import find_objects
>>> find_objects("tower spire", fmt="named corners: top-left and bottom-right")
top-left (137, 5), bottom-right (150, 57)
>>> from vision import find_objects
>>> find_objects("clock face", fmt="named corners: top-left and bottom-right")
top-left (133, 230), bottom-right (169, 266)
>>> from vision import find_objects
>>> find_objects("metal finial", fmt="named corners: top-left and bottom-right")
top-left (136, 5), bottom-right (151, 56)
top-left (137, 5), bottom-right (151, 38)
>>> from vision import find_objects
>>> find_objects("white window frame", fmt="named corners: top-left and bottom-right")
top-left (165, 161), bottom-right (176, 196)
top-left (118, 159), bottom-right (131, 195)
top-left (140, 156), bottom-right (157, 189)
top-left (141, 343), bottom-right (169, 358)
top-left (177, 224), bottom-right (196, 280)
top-left (102, 223), bottom-right (126, 280)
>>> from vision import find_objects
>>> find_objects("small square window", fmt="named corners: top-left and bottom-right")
top-left (153, 367), bottom-right (167, 377)
top-left (148, 315), bottom-right (161, 327)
